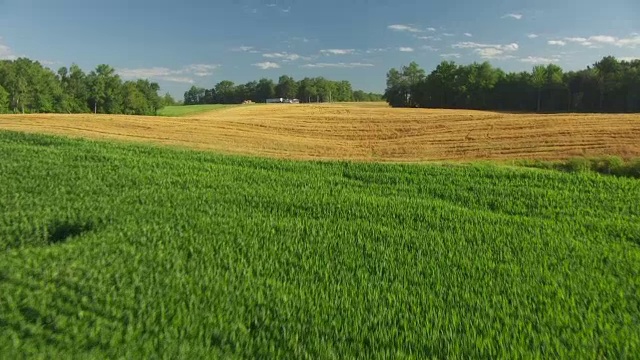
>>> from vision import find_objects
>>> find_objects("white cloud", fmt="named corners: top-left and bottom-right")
top-left (0, 37), bottom-right (61, 64)
top-left (399, 47), bottom-right (414, 52)
top-left (422, 45), bottom-right (439, 51)
top-left (365, 48), bottom-right (389, 53)
top-left (320, 49), bottom-right (356, 55)
top-left (590, 35), bottom-right (617, 44)
top-left (232, 46), bottom-right (254, 52)
top-left (502, 13), bottom-right (523, 20)
top-left (162, 77), bottom-right (195, 84)
top-left (118, 67), bottom-right (196, 83)
top-left (427, 27), bottom-right (437, 32)
top-left (416, 35), bottom-right (442, 41)
top-left (552, 34), bottom-right (640, 48)
top-left (117, 63), bottom-right (220, 83)
top-left (301, 62), bottom-right (374, 68)
top-left (118, 67), bottom-right (175, 78)
top-left (452, 41), bottom-right (519, 59)
top-left (0, 45), bottom-right (16, 60)
top-left (182, 64), bottom-right (220, 77)
top-left (388, 24), bottom-right (422, 33)
top-left (548, 40), bottom-right (567, 46)
top-left (253, 62), bottom-right (281, 69)
top-left (503, 43), bottom-right (519, 51)
top-left (0, 37), bottom-right (16, 60)
top-left (527, 34), bottom-right (539, 39)
top-left (116, 64), bottom-right (220, 82)
top-left (464, 33), bottom-right (473, 37)
top-left (519, 56), bottom-right (558, 64)
top-left (442, 33), bottom-right (455, 37)
top-left (475, 48), bottom-right (514, 59)
top-left (453, 42), bottom-right (517, 50)
top-left (440, 53), bottom-right (461, 59)
top-left (561, 37), bottom-right (593, 47)
top-left (590, 34), bottom-right (640, 47)
top-left (262, 52), bottom-right (305, 61)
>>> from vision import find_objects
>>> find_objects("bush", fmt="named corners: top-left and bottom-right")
top-left (564, 157), bottom-right (592, 173)
top-left (625, 159), bottom-right (640, 178)
top-left (522, 157), bottom-right (640, 179)
top-left (593, 156), bottom-right (624, 175)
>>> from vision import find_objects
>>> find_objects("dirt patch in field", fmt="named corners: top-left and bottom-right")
top-left (1, 103), bottom-right (639, 162)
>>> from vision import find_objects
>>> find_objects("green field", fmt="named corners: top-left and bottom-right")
top-left (157, 104), bottom-right (238, 117)
top-left (1, 131), bottom-right (639, 358)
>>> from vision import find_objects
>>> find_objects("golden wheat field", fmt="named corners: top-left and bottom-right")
top-left (1, 102), bottom-right (639, 162)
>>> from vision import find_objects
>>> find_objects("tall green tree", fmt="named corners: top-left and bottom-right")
top-left (542, 64), bottom-right (565, 112)
top-left (184, 86), bottom-right (206, 105)
top-left (63, 64), bottom-right (90, 112)
top-left (0, 84), bottom-right (9, 113)
top-left (255, 78), bottom-right (276, 101)
top-left (594, 56), bottom-right (621, 111)
top-left (275, 75), bottom-right (298, 99)
top-left (87, 64), bottom-right (123, 114)
top-left (297, 77), bottom-right (318, 103)
top-left (3, 59), bottom-right (32, 113)
top-left (531, 65), bottom-right (547, 112)
top-left (135, 79), bottom-right (162, 115)
top-left (214, 81), bottom-right (236, 104)
top-left (0, 58), bottom-right (166, 115)
top-left (384, 68), bottom-right (408, 107)
top-left (385, 56), bottom-right (640, 113)
top-left (122, 81), bottom-right (148, 115)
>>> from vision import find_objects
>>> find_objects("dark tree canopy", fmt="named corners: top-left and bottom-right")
top-left (0, 58), bottom-right (168, 115)
top-left (183, 76), bottom-right (382, 105)
top-left (384, 56), bottom-right (640, 113)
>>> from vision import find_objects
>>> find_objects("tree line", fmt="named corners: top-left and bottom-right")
top-left (384, 56), bottom-right (640, 113)
top-left (0, 58), bottom-right (176, 115)
top-left (184, 75), bottom-right (383, 105)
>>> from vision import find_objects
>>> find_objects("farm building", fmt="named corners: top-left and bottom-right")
top-left (266, 98), bottom-right (300, 104)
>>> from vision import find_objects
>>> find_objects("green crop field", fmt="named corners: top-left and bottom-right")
top-left (157, 104), bottom-right (238, 117)
top-left (1, 131), bottom-right (639, 358)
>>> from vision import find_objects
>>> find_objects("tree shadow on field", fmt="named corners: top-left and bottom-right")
top-left (46, 221), bottom-right (94, 245)
top-left (46, 220), bottom-right (95, 245)
top-left (4, 218), bottom-right (101, 250)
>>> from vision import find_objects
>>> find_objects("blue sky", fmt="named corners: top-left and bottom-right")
top-left (1, 0), bottom-right (639, 97)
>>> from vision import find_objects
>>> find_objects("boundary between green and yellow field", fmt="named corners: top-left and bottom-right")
top-left (157, 104), bottom-right (240, 117)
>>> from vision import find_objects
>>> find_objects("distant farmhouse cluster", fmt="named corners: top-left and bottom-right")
top-left (266, 98), bottom-right (301, 104)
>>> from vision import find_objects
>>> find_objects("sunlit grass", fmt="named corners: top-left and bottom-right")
top-left (1, 131), bottom-right (639, 358)
top-left (157, 104), bottom-right (238, 117)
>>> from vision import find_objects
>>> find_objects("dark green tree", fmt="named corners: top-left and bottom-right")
top-left (275, 75), bottom-right (298, 99)
top-left (255, 78), bottom-right (276, 101)
top-left (87, 64), bottom-right (123, 114)
top-left (0, 84), bottom-right (9, 113)
top-left (184, 86), bottom-right (206, 105)
top-left (214, 81), bottom-right (236, 104)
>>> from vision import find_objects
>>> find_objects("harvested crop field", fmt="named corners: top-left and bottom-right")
top-left (1, 103), bottom-right (639, 161)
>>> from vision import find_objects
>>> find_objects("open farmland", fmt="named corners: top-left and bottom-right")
top-left (156, 104), bottom-right (238, 117)
top-left (1, 103), bottom-right (639, 162)
top-left (1, 131), bottom-right (639, 358)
